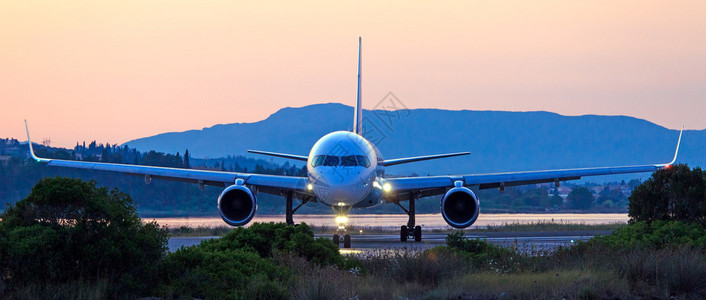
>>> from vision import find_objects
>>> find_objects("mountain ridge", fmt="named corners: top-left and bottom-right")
top-left (123, 103), bottom-right (704, 179)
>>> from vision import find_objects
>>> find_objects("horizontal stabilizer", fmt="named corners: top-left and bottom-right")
top-left (381, 152), bottom-right (470, 167)
top-left (247, 150), bottom-right (308, 162)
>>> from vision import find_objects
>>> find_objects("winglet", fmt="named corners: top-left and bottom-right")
top-left (24, 120), bottom-right (50, 163)
top-left (666, 126), bottom-right (684, 166)
top-left (660, 126), bottom-right (683, 167)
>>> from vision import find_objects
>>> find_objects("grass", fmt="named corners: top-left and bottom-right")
top-left (426, 270), bottom-right (631, 299)
top-left (473, 220), bottom-right (627, 233)
top-left (2, 280), bottom-right (109, 300)
top-left (338, 244), bottom-right (706, 299)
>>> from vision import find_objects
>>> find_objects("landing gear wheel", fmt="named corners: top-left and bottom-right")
top-left (333, 234), bottom-right (340, 247)
top-left (414, 225), bottom-right (422, 242)
top-left (343, 234), bottom-right (351, 248)
top-left (400, 225), bottom-right (408, 242)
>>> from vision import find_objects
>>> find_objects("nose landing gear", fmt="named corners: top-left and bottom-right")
top-left (332, 206), bottom-right (352, 248)
top-left (333, 232), bottom-right (351, 248)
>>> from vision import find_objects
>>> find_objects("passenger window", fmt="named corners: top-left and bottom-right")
top-left (341, 155), bottom-right (357, 167)
top-left (323, 155), bottom-right (339, 166)
top-left (356, 155), bottom-right (371, 168)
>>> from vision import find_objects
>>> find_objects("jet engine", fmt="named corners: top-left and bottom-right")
top-left (218, 184), bottom-right (257, 226)
top-left (441, 186), bottom-right (480, 228)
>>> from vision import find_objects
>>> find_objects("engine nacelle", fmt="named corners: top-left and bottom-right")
top-left (218, 184), bottom-right (257, 227)
top-left (441, 186), bottom-right (480, 228)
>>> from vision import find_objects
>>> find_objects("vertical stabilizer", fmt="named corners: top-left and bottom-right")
top-left (354, 37), bottom-right (363, 135)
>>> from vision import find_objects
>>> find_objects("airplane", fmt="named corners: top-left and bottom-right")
top-left (25, 37), bottom-right (683, 248)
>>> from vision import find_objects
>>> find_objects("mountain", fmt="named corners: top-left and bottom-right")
top-left (123, 103), bottom-right (705, 180)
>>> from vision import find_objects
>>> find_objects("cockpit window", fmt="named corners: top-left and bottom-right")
top-left (311, 155), bottom-right (325, 167)
top-left (341, 155), bottom-right (357, 167)
top-left (356, 155), bottom-right (371, 168)
top-left (312, 154), bottom-right (371, 168)
top-left (322, 155), bottom-right (339, 166)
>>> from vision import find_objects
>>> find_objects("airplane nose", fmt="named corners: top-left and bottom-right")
top-left (316, 167), bottom-right (362, 185)
top-left (329, 182), bottom-right (370, 203)
top-left (312, 170), bottom-right (371, 204)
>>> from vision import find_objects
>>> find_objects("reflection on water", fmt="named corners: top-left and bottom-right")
top-left (148, 213), bottom-right (628, 230)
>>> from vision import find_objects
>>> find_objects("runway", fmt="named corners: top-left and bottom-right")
top-left (168, 230), bottom-right (608, 254)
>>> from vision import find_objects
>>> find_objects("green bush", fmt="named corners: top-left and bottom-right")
top-left (0, 177), bottom-right (168, 296)
top-left (198, 222), bottom-right (343, 266)
top-left (154, 222), bottom-right (344, 298)
top-left (442, 231), bottom-right (518, 271)
top-left (596, 220), bottom-right (706, 249)
top-left (155, 246), bottom-right (290, 299)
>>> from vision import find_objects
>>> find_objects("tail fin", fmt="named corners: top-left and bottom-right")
top-left (353, 37), bottom-right (363, 135)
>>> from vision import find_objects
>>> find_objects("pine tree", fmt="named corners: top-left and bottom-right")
top-left (183, 149), bottom-right (191, 169)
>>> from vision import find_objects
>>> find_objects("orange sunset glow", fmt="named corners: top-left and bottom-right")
top-left (1, 1), bottom-right (704, 149)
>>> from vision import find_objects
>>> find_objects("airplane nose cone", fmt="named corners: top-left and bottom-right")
top-left (329, 182), bottom-right (369, 203)
top-left (311, 167), bottom-right (372, 205)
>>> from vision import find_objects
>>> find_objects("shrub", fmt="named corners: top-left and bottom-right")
top-left (596, 220), bottom-right (706, 249)
top-left (444, 231), bottom-right (517, 269)
top-left (198, 222), bottom-right (343, 266)
top-left (154, 246), bottom-right (290, 299)
top-left (154, 222), bottom-right (344, 298)
top-left (0, 177), bottom-right (168, 296)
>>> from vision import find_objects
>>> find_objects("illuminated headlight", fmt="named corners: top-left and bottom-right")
top-left (335, 216), bottom-right (348, 224)
top-left (307, 183), bottom-right (313, 190)
top-left (383, 183), bottom-right (392, 193)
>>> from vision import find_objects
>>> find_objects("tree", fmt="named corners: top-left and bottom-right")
top-left (566, 186), bottom-right (594, 210)
top-left (184, 149), bottom-right (191, 169)
top-left (0, 177), bottom-right (168, 295)
top-left (628, 164), bottom-right (706, 224)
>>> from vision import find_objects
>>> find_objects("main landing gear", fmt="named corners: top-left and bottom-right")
top-left (396, 192), bottom-right (422, 242)
top-left (284, 191), bottom-right (309, 226)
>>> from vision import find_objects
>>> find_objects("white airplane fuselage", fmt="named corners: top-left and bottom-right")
top-left (307, 131), bottom-right (385, 208)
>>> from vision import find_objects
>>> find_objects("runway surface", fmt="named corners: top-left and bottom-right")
top-left (168, 230), bottom-right (608, 254)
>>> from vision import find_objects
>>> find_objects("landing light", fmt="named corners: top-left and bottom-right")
top-left (383, 183), bottom-right (392, 192)
top-left (336, 216), bottom-right (348, 224)
top-left (307, 183), bottom-right (314, 190)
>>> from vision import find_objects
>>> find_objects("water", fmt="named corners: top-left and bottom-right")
top-left (148, 213), bottom-right (628, 230)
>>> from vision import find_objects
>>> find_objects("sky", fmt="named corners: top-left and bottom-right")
top-left (1, 1), bottom-right (705, 149)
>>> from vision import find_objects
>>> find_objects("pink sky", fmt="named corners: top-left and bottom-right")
top-left (2, 1), bottom-right (705, 148)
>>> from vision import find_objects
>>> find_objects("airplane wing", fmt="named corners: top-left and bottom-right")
top-left (384, 127), bottom-right (683, 200)
top-left (380, 152), bottom-right (470, 166)
top-left (247, 150), bottom-right (308, 161)
top-left (24, 121), bottom-right (309, 195)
